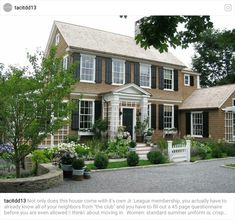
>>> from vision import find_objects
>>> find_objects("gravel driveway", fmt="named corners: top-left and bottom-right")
top-left (44, 158), bottom-right (235, 193)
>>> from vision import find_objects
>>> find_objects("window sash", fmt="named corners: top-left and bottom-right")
top-left (191, 112), bottom-right (203, 137)
top-left (80, 54), bottom-right (95, 82)
top-left (140, 64), bottom-right (151, 87)
top-left (163, 105), bottom-right (173, 128)
top-left (63, 55), bottom-right (69, 70)
top-left (112, 59), bottom-right (125, 84)
top-left (79, 100), bottom-right (94, 130)
top-left (184, 74), bottom-right (190, 86)
top-left (163, 68), bottom-right (173, 90)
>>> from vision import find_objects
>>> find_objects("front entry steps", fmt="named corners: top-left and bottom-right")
top-left (135, 143), bottom-right (152, 160)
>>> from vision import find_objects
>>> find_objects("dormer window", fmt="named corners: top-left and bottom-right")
top-left (184, 74), bottom-right (190, 86)
top-left (55, 33), bottom-right (60, 46)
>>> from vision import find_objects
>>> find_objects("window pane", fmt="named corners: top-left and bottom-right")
top-left (81, 55), bottom-right (95, 81)
top-left (140, 64), bottom-right (151, 87)
top-left (80, 100), bottom-right (93, 130)
top-left (164, 105), bottom-right (173, 128)
top-left (192, 113), bottom-right (203, 136)
top-left (113, 59), bottom-right (124, 84)
top-left (164, 69), bottom-right (173, 90)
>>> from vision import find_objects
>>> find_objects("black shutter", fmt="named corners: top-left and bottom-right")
top-left (125, 61), bottom-right (131, 84)
top-left (186, 112), bottom-right (191, 135)
top-left (203, 112), bottom-right (209, 138)
top-left (73, 53), bottom-right (80, 79)
top-left (151, 66), bottom-right (157, 89)
top-left (95, 56), bottom-right (102, 83)
top-left (151, 104), bottom-right (157, 129)
top-left (105, 58), bottom-right (112, 84)
top-left (174, 69), bottom-right (178, 91)
top-left (174, 105), bottom-right (179, 129)
top-left (95, 100), bottom-right (102, 121)
top-left (159, 104), bottom-right (164, 130)
top-left (159, 67), bottom-right (164, 90)
top-left (71, 101), bottom-right (79, 130)
top-left (134, 63), bottom-right (140, 86)
top-left (190, 75), bottom-right (194, 86)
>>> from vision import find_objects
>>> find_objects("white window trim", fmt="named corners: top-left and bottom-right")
top-left (163, 104), bottom-right (174, 129)
top-left (78, 99), bottom-right (95, 131)
top-left (191, 111), bottom-right (203, 138)
top-left (55, 33), bottom-right (60, 46)
top-left (63, 55), bottom-right (69, 70)
top-left (163, 67), bottom-right (174, 91)
top-left (80, 54), bottom-right (96, 83)
top-left (112, 58), bottom-right (125, 85)
top-left (184, 74), bottom-right (190, 86)
top-left (140, 63), bottom-right (151, 89)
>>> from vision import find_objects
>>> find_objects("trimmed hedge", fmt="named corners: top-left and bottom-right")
top-left (127, 152), bottom-right (139, 166)
top-left (94, 152), bottom-right (109, 169)
top-left (147, 151), bottom-right (165, 164)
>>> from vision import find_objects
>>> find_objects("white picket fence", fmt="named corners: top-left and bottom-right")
top-left (167, 140), bottom-right (191, 162)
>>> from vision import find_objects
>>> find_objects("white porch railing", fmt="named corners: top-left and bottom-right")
top-left (167, 140), bottom-right (191, 162)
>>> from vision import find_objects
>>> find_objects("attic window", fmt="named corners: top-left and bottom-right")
top-left (55, 33), bottom-right (60, 46)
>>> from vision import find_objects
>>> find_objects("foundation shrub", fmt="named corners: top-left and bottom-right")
top-left (127, 152), bottom-right (139, 166)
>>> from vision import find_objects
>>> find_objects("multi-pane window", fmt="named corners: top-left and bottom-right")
top-left (112, 59), bottom-right (125, 84)
top-left (184, 74), bottom-right (190, 86)
top-left (80, 54), bottom-right (95, 82)
top-left (140, 64), bottom-right (151, 88)
top-left (63, 55), bottom-right (69, 70)
top-left (191, 112), bottom-right (203, 137)
top-left (79, 100), bottom-right (94, 130)
top-left (164, 68), bottom-right (173, 90)
top-left (164, 105), bottom-right (173, 128)
top-left (55, 33), bottom-right (60, 46)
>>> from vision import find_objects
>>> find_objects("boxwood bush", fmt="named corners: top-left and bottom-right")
top-left (127, 152), bottom-right (139, 166)
top-left (147, 151), bottom-right (165, 164)
top-left (94, 152), bottom-right (109, 169)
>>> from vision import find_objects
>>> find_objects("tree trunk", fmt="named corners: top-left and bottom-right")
top-left (15, 160), bottom-right (21, 178)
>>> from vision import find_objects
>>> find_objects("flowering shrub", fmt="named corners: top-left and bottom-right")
top-left (0, 144), bottom-right (14, 155)
top-left (74, 144), bottom-right (90, 158)
top-left (57, 142), bottom-right (76, 155)
top-left (106, 138), bottom-right (129, 158)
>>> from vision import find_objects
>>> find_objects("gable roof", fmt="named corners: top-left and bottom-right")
top-left (46, 21), bottom-right (186, 67)
top-left (179, 84), bottom-right (235, 110)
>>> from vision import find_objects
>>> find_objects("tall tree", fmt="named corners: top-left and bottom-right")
top-left (192, 29), bottom-right (235, 86)
top-left (135, 16), bottom-right (213, 52)
top-left (0, 47), bottom-right (76, 177)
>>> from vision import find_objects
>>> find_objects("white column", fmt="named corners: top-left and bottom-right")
top-left (110, 95), bottom-right (120, 138)
top-left (197, 75), bottom-right (201, 89)
top-left (140, 97), bottom-right (148, 123)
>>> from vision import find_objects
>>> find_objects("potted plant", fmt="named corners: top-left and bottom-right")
top-left (144, 128), bottom-right (154, 145)
top-left (60, 153), bottom-right (74, 178)
top-left (129, 140), bottom-right (136, 152)
top-left (135, 118), bottom-right (148, 142)
top-left (84, 167), bottom-right (91, 179)
top-left (72, 158), bottom-right (85, 181)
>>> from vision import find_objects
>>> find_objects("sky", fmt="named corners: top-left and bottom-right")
top-left (0, 15), bottom-right (234, 69)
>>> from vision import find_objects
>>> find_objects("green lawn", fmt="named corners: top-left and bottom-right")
top-left (87, 160), bottom-right (153, 170)
top-left (226, 164), bottom-right (235, 168)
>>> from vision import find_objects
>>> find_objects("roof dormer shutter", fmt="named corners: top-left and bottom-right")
top-left (190, 75), bottom-right (194, 86)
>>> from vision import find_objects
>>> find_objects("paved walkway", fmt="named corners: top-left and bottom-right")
top-left (44, 158), bottom-right (235, 193)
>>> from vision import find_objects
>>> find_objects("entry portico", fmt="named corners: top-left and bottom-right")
top-left (102, 83), bottom-right (151, 138)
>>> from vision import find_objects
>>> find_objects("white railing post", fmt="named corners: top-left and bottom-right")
top-left (186, 140), bottom-right (191, 162)
top-left (167, 140), bottom-right (173, 161)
